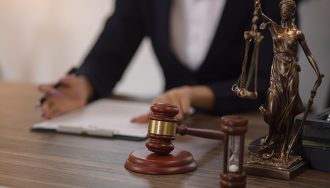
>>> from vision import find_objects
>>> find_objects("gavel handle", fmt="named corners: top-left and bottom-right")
top-left (176, 125), bottom-right (224, 140)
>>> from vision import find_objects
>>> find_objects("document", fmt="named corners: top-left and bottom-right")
top-left (32, 99), bottom-right (150, 140)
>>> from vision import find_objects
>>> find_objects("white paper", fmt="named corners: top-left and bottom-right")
top-left (32, 99), bottom-right (150, 139)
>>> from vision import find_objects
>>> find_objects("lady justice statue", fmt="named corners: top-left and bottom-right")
top-left (233, 0), bottom-right (323, 179)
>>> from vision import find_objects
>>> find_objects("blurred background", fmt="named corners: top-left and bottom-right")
top-left (0, 0), bottom-right (329, 112)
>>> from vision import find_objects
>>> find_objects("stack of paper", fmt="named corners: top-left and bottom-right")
top-left (32, 99), bottom-right (150, 140)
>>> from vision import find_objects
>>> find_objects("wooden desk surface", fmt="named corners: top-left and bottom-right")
top-left (0, 81), bottom-right (329, 188)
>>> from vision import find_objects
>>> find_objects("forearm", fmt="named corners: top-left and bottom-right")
top-left (188, 86), bottom-right (215, 111)
top-left (77, 0), bottom-right (146, 100)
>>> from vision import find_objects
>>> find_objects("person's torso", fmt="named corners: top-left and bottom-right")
top-left (137, 0), bottom-right (254, 90)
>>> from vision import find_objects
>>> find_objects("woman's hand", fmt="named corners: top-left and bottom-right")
top-left (38, 75), bottom-right (93, 119)
top-left (131, 86), bottom-right (215, 124)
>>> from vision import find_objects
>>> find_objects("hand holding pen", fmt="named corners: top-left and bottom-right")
top-left (37, 68), bottom-right (93, 119)
top-left (36, 67), bottom-right (77, 108)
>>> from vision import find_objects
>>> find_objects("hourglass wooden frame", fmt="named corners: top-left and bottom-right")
top-left (220, 116), bottom-right (248, 188)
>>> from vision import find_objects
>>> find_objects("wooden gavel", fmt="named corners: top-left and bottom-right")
top-left (146, 103), bottom-right (225, 155)
top-left (125, 102), bottom-right (247, 176)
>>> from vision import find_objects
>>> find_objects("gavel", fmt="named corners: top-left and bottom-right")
top-left (146, 103), bottom-right (225, 155)
top-left (125, 102), bottom-right (225, 174)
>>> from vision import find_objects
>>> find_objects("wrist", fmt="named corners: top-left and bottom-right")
top-left (78, 76), bottom-right (94, 103)
top-left (185, 86), bottom-right (215, 110)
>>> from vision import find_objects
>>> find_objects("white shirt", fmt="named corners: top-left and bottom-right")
top-left (171, 0), bottom-right (226, 70)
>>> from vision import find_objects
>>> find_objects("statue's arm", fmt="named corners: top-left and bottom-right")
top-left (255, 0), bottom-right (273, 25)
top-left (298, 33), bottom-right (323, 86)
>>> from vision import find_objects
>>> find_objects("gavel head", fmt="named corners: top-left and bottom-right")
top-left (146, 103), bottom-right (178, 155)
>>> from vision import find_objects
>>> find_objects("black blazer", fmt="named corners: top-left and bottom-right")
top-left (77, 0), bottom-right (285, 115)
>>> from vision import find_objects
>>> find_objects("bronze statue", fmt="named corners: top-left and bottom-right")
top-left (233, 0), bottom-right (323, 179)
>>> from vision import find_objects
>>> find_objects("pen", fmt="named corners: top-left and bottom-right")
top-left (36, 67), bottom-right (78, 108)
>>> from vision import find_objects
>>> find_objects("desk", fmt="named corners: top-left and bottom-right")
top-left (0, 81), bottom-right (329, 188)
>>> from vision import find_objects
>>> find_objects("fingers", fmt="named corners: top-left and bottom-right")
top-left (37, 75), bottom-right (90, 119)
top-left (41, 95), bottom-right (80, 119)
top-left (178, 97), bottom-right (190, 117)
top-left (38, 84), bottom-right (60, 96)
top-left (172, 98), bottom-right (188, 122)
top-left (40, 96), bottom-right (63, 119)
top-left (38, 85), bottom-right (62, 119)
top-left (44, 106), bottom-right (62, 119)
top-left (131, 112), bottom-right (150, 124)
top-left (38, 88), bottom-right (75, 119)
top-left (38, 75), bottom-right (76, 93)
top-left (152, 87), bottom-right (192, 121)
top-left (40, 101), bottom-right (50, 119)
top-left (132, 91), bottom-right (190, 123)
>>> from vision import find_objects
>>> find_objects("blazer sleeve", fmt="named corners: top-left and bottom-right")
top-left (76, 0), bottom-right (146, 100)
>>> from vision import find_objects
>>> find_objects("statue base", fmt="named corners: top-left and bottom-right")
top-left (244, 138), bottom-right (306, 180)
top-left (125, 148), bottom-right (197, 175)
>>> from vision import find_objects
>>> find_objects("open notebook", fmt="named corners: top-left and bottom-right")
top-left (32, 99), bottom-right (150, 140)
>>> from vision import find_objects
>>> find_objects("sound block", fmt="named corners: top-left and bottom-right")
top-left (125, 148), bottom-right (197, 175)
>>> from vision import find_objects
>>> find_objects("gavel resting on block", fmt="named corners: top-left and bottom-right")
top-left (125, 103), bottom-right (225, 175)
